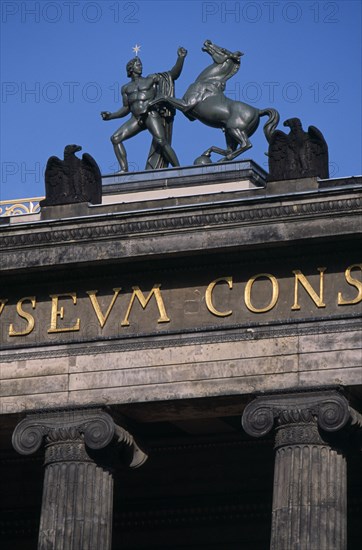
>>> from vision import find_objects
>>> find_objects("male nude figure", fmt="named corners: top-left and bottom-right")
top-left (101, 47), bottom-right (187, 172)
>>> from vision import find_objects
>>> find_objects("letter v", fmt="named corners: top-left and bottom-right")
top-left (86, 288), bottom-right (121, 328)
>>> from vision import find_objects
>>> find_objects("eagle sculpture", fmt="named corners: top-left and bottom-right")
top-left (268, 118), bottom-right (329, 181)
top-left (41, 145), bottom-right (102, 206)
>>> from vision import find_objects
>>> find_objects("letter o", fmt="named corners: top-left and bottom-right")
top-left (42, 82), bottom-right (62, 103)
top-left (82, 82), bottom-right (102, 102)
top-left (42, 2), bottom-right (62, 22)
top-left (242, 81), bottom-right (262, 103)
top-left (244, 273), bottom-right (279, 313)
top-left (282, 2), bottom-right (302, 22)
top-left (82, 2), bottom-right (102, 22)
top-left (283, 81), bottom-right (302, 103)
top-left (242, 3), bottom-right (262, 22)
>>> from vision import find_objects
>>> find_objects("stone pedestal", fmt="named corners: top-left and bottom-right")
top-left (12, 408), bottom-right (147, 550)
top-left (242, 390), bottom-right (362, 550)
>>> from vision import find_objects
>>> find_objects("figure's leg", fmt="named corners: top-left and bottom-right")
top-left (221, 127), bottom-right (252, 161)
top-left (111, 118), bottom-right (142, 172)
top-left (146, 113), bottom-right (180, 167)
top-left (227, 127), bottom-right (252, 150)
top-left (225, 132), bottom-right (238, 155)
top-left (111, 142), bottom-right (127, 172)
top-left (205, 146), bottom-right (230, 156)
top-left (199, 133), bottom-right (237, 160)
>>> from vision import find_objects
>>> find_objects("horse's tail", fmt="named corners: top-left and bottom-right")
top-left (259, 108), bottom-right (280, 143)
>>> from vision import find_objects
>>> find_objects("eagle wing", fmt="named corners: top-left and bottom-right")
top-left (78, 153), bottom-right (102, 204)
top-left (268, 130), bottom-right (288, 162)
top-left (41, 155), bottom-right (70, 206)
top-left (45, 156), bottom-right (67, 188)
top-left (267, 130), bottom-right (291, 180)
top-left (82, 153), bottom-right (102, 180)
top-left (308, 125), bottom-right (328, 154)
top-left (307, 125), bottom-right (329, 178)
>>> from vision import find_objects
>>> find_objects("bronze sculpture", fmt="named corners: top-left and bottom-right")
top-left (41, 145), bottom-right (102, 206)
top-left (100, 41), bottom-right (329, 178)
top-left (150, 40), bottom-right (280, 163)
top-left (267, 118), bottom-right (329, 180)
top-left (101, 48), bottom-right (187, 172)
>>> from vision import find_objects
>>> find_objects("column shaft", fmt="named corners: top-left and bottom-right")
top-left (271, 442), bottom-right (346, 550)
top-left (39, 461), bottom-right (113, 550)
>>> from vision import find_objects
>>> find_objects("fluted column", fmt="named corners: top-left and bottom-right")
top-left (12, 408), bottom-right (147, 550)
top-left (242, 390), bottom-right (362, 550)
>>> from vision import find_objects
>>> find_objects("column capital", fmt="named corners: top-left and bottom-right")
top-left (12, 407), bottom-right (147, 468)
top-left (242, 389), bottom-right (362, 441)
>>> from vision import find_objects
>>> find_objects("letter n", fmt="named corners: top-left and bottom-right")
top-left (291, 268), bottom-right (326, 310)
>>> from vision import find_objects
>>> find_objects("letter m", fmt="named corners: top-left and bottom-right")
top-left (121, 284), bottom-right (170, 326)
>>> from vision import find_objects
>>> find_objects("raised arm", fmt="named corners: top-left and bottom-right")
top-left (101, 86), bottom-right (130, 121)
top-left (168, 47), bottom-right (187, 81)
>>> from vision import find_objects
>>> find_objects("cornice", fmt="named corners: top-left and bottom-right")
top-left (0, 193), bottom-right (360, 252)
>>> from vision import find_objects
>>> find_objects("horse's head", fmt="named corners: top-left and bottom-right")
top-left (202, 40), bottom-right (243, 65)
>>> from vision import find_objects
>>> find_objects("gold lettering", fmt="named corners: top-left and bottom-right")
top-left (87, 288), bottom-right (121, 328)
top-left (9, 296), bottom-right (36, 337)
top-left (121, 284), bottom-right (170, 327)
top-left (205, 277), bottom-right (233, 317)
top-left (48, 293), bottom-right (80, 333)
top-left (0, 299), bottom-right (8, 316)
top-left (338, 264), bottom-right (362, 305)
top-left (244, 273), bottom-right (279, 313)
top-left (292, 268), bottom-right (326, 310)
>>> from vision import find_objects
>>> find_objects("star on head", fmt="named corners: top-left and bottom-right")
top-left (132, 44), bottom-right (141, 56)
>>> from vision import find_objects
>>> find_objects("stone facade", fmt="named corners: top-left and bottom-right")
top-left (0, 161), bottom-right (361, 549)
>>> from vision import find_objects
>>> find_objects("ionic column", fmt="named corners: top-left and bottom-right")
top-left (242, 390), bottom-right (362, 550)
top-left (12, 408), bottom-right (147, 550)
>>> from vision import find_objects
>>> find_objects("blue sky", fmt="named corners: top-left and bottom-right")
top-left (1, 0), bottom-right (361, 200)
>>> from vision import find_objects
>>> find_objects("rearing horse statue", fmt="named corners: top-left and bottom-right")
top-left (150, 40), bottom-right (280, 162)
